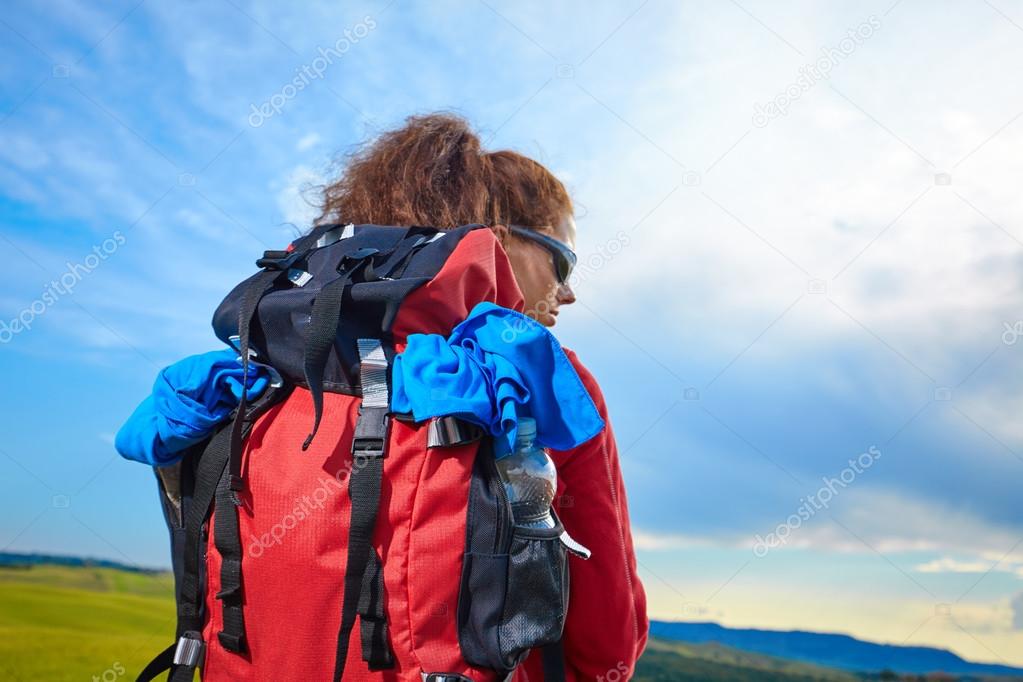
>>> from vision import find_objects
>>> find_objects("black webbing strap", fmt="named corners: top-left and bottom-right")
top-left (228, 269), bottom-right (280, 489)
top-left (213, 460), bottom-right (247, 653)
top-left (135, 643), bottom-right (174, 682)
top-left (211, 268), bottom-right (282, 655)
top-left (357, 547), bottom-right (394, 669)
top-left (332, 404), bottom-right (392, 680)
top-left (137, 428), bottom-right (234, 682)
top-left (371, 230), bottom-right (426, 280)
top-left (301, 272), bottom-right (352, 450)
top-left (540, 641), bottom-right (566, 682)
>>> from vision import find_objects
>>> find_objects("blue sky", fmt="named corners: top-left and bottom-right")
top-left (2, 0), bottom-right (1022, 667)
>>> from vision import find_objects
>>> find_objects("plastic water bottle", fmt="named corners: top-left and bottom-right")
top-left (496, 417), bottom-right (557, 529)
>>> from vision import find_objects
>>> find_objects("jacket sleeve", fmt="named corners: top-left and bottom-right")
top-left (545, 346), bottom-right (649, 679)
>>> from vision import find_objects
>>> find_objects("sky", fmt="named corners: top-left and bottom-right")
top-left (1, 0), bottom-right (1022, 669)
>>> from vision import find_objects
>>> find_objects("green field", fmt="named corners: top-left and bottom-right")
top-left (0, 564), bottom-right (176, 681)
top-left (0, 563), bottom-right (1008, 681)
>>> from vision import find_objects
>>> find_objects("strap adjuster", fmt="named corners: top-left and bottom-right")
top-left (215, 583), bottom-right (242, 601)
top-left (173, 631), bottom-right (205, 667)
top-left (217, 630), bottom-right (246, 653)
top-left (352, 402), bottom-right (389, 459)
top-left (352, 436), bottom-right (385, 458)
top-left (256, 249), bottom-right (303, 271)
top-left (427, 416), bottom-right (483, 448)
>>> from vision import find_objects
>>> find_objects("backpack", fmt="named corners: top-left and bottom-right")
top-left (137, 223), bottom-right (584, 681)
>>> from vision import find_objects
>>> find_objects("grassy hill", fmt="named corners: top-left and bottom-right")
top-left (634, 637), bottom-right (862, 681)
top-left (0, 563), bottom-right (175, 681)
top-left (2, 559), bottom-right (1020, 681)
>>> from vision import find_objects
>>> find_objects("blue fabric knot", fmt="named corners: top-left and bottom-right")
top-left (115, 349), bottom-right (269, 467)
top-left (391, 302), bottom-right (605, 456)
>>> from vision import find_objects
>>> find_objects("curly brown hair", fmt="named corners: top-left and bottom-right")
top-left (315, 113), bottom-right (572, 230)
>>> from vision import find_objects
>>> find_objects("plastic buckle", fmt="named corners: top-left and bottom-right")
top-left (337, 247), bottom-right (381, 280)
top-left (427, 416), bottom-right (483, 448)
top-left (351, 437), bottom-right (385, 459)
top-left (173, 631), bottom-right (205, 668)
top-left (256, 249), bottom-right (303, 271)
top-left (227, 336), bottom-right (284, 389)
top-left (217, 630), bottom-right (245, 653)
top-left (352, 404), bottom-right (389, 459)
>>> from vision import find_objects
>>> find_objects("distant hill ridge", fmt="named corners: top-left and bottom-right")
top-left (651, 620), bottom-right (1023, 677)
top-left (0, 551), bottom-right (163, 574)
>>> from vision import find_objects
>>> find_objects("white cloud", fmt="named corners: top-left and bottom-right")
top-left (553, 2), bottom-right (1023, 390)
top-left (633, 530), bottom-right (718, 551)
top-left (274, 164), bottom-right (325, 231)
top-left (916, 557), bottom-right (1023, 578)
top-left (637, 486), bottom-right (1023, 563)
top-left (296, 132), bottom-right (322, 151)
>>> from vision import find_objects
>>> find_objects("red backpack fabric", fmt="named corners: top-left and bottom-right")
top-left (138, 223), bottom-right (648, 682)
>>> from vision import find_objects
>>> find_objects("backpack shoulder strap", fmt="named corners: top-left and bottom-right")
top-left (136, 383), bottom-right (291, 682)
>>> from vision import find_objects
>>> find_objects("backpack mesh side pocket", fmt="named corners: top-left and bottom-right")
top-left (456, 439), bottom-right (569, 673)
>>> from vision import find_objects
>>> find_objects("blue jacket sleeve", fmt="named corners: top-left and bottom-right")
top-left (115, 349), bottom-right (269, 467)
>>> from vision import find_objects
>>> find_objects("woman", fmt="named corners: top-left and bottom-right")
top-left (316, 113), bottom-right (648, 681)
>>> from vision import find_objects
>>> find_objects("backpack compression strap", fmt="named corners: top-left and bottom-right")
top-left (215, 267), bottom-right (284, 654)
top-left (332, 338), bottom-right (396, 678)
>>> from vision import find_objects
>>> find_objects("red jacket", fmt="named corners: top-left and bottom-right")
top-left (518, 347), bottom-right (649, 681)
top-left (394, 227), bottom-right (649, 678)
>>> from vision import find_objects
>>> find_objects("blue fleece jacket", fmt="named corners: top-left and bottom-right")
top-left (390, 302), bottom-right (605, 456)
top-left (115, 349), bottom-right (269, 467)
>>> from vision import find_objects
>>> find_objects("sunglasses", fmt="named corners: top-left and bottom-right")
top-left (508, 225), bottom-right (577, 284)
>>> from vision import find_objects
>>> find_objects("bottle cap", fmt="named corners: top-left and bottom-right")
top-left (515, 417), bottom-right (537, 445)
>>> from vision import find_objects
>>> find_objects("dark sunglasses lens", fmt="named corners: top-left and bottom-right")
top-left (556, 249), bottom-right (575, 282)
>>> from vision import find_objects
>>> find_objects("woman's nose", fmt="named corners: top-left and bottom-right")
top-left (557, 280), bottom-right (576, 305)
